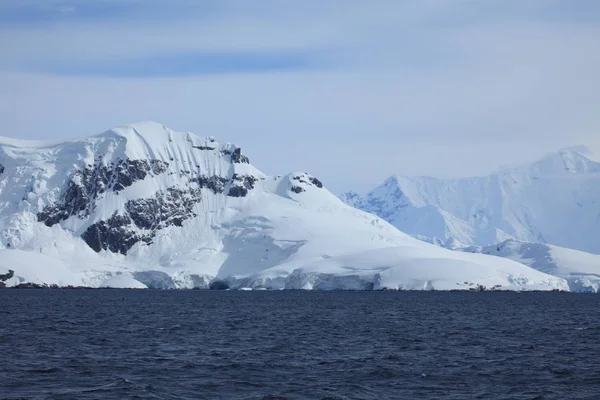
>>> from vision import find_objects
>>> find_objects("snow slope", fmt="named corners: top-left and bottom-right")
top-left (458, 240), bottom-right (600, 292)
top-left (0, 249), bottom-right (81, 287)
top-left (100, 275), bottom-right (148, 289)
top-left (0, 121), bottom-right (568, 291)
top-left (227, 245), bottom-right (567, 291)
top-left (342, 146), bottom-right (600, 254)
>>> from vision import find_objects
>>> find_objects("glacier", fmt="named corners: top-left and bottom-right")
top-left (0, 121), bottom-right (569, 291)
top-left (457, 240), bottom-right (600, 293)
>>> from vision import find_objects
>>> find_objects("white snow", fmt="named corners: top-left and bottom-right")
top-left (100, 275), bottom-right (148, 289)
top-left (227, 245), bottom-right (568, 291)
top-left (458, 240), bottom-right (600, 292)
top-left (0, 121), bottom-right (576, 291)
top-left (0, 249), bottom-right (83, 287)
top-left (342, 146), bottom-right (600, 254)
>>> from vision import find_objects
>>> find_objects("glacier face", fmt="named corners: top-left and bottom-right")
top-left (0, 122), bottom-right (568, 291)
top-left (342, 147), bottom-right (600, 254)
top-left (457, 240), bottom-right (600, 293)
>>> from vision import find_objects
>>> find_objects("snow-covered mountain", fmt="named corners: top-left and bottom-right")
top-left (457, 240), bottom-right (600, 293)
top-left (342, 146), bottom-right (600, 254)
top-left (0, 122), bottom-right (568, 291)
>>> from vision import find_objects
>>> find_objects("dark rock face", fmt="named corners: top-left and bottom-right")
top-left (291, 186), bottom-right (305, 194)
top-left (227, 186), bottom-right (248, 198)
top-left (126, 187), bottom-right (202, 230)
top-left (193, 145), bottom-right (216, 151)
top-left (195, 174), bottom-right (258, 198)
top-left (35, 147), bottom-right (261, 255)
top-left (0, 269), bottom-right (14, 282)
top-left (209, 280), bottom-right (229, 290)
top-left (228, 174), bottom-right (257, 197)
top-left (82, 187), bottom-right (202, 254)
top-left (81, 213), bottom-right (151, 254)
top-left (38, 159), bottom-right (169, 227)
top-left (112, 160), bottom-right (169, 192)
top-left (291, 174), bottom-right (323, 190)
top-left (309, 177), bottom-right (323, 188)
top-left (221, 147), bottom-right (249, 164)
top-left (233, 174), bottom-right (257, 189)
top-left (0, 163), bottom-right (4, 174)
top-left (194, 175), bottom-right (228, 194)
top-left (12, 282), bottom-right (48, 289)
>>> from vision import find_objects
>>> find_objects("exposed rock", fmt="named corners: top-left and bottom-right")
top-left (0, 163), bottom-right (4, 174)
top-left (309, 177), bottom-right (323, 188)
top-left (126, 187), bottom-right (202, 230)
top-left (38, 159), bottom-right (169, 226)
top-left (233, 174), bottom-right (257, 189)
top-left (221, 147), bottom-right (249, 164)
top-left (81, 212), bottom-right (151, 254)
top-left (192, 145), bottom-right (216, 151)
top-left (82, 187), bottom-right (202, 254)
top-left (292, 175), bottom-right (308, 184)
top-left (112, 160), bottom-right (169, 192)
top-left (0, 269), bottom-right (14, 281)
top-left (291, 186), bottom-right (305, 194)
top-left (228, 174), bottom-right (258, 197)
top-left (12, 282), bottom-right (47, 289)
top-left (228, 186), bottom-right (248, 197)
top-left (194, 175), bottom-right (228, 194)
top-left (292, 174), bottom-right (323, 189)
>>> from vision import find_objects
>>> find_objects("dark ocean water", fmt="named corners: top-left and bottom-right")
top-left (1, 290), bottom-right (599, 400)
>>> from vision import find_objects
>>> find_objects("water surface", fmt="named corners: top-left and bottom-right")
top-left (1, 290), bottom-right (599, 399)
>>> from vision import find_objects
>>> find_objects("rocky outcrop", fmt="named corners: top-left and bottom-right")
top-left (309, 177), bottom-right (323, 188)
top-left (192, 145), bottom-right (216, 151)
top-left (125, 187), bottom-right (202, 230)
top-left (228, 174), bottom-right (258, 197)
top-left (221, 147), bottom-right (250, 164)
top-left (0, 269), bottom-right (14, 281)
top-left (81, 213), bottom-right (151, 254)
top-left (82, 187), bottom-right (202, 254)
top-left (38, 159), bottom-right (169, 226)
top-left (194, 173), bottom-right (258, 197)
top-left (292, 173), bottom-right (323, 189)
top-left (194, 175), bottom-right (228, 194)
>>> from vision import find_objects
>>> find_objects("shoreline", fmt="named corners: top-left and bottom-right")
top-left (0, 284), bottom-right (574, 293)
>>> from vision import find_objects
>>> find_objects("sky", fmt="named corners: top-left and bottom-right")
top-left (1, 0), bottom-right (599, 193)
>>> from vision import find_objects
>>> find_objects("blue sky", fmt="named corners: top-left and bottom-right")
top-left (1, 0), bottom-right (599, 191)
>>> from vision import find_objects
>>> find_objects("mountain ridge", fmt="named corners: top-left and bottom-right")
top-left (0, 121), bottom-right (567, 291)
top-left (342, 146), bottom-right (600, 254)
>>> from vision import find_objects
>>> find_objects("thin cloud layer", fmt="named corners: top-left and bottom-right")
top-left (1, 0), bottom-right (599, 191)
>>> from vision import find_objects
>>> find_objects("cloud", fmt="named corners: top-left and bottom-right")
top-left (0, 0), bottom-right (599, 190)
top-left (35, 50), bottom-right (330, 77)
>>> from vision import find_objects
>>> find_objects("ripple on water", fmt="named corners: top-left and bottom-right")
top-left (0, 290), bottom-right (599, 399)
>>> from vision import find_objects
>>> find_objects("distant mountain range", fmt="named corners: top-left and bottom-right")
top-left (342, 146), bottom-right (600, 255)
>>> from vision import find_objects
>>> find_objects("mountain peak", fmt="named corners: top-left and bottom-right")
top-left (99, 121), bottom-right (181, 142)
top-left (530, 145), bottom-right (600, 175)
top-left (559, 144), bottom-right (593, 157)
